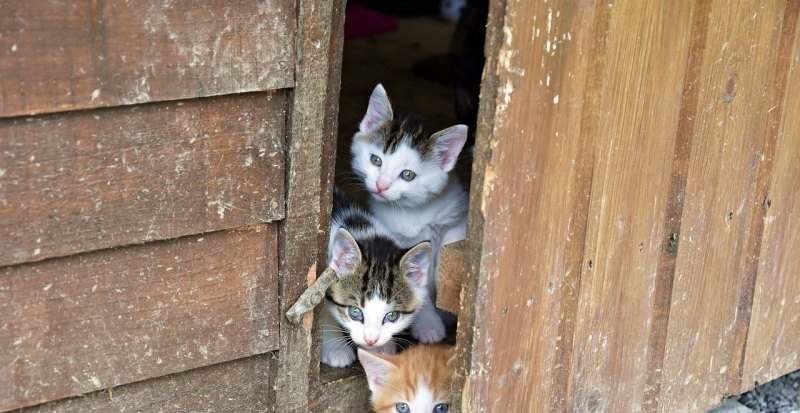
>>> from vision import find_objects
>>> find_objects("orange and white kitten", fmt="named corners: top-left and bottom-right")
top-left (358, 345), bottom-right (455, 413)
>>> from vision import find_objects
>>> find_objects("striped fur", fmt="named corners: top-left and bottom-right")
top-left (360, 112), bottom-right (437, 160)
top-left (351, 84), bottom-right (469, 346)
top-left (321, 189), bottom-right (431, 367)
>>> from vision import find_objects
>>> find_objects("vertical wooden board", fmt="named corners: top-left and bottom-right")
top-left (641, 1), bottom-right (713, 406)
top-left (311, 0), bottom-right (347, 389)
top-left (743, 9), bottom-right (800, 388)
top-left (0, 0), bottom-right (295, 117)
top-left (458, 1), bottom-right (612, 411)
top-left (0, 225), bottom-right (280, 411)
top-left (659, 2), bottom-right (788, 411)
top-left (14, 353), bottom-right (279, 413)
top-left (0, 92), bottom-right (285, 267)
top-left (275, 0), bottom-right (344, 410)
top-left (568, 2), bottom-right (692, 412)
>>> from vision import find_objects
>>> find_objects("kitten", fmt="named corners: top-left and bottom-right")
top-left (358, 345), bottom-right (455, 413)
top-left (321, 189), bottom-right (432, 367)
top-left (351, 84), bottom-right (469, 343)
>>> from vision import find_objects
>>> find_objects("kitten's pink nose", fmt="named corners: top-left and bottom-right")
top-left (365, 337), bottom-right (377, 346)
top-left (375, 176), bottom-right (391, 194)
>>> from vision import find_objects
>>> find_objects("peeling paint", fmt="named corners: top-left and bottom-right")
top-left (208, 199), bottom-right (233, 220)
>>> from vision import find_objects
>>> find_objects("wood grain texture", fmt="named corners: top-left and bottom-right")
top-left (14, 353), bottom-right (279, 413)
top-left (454, 1), bottom-right (800, 412)
top-left (742, 2), bottom-right (800, 389)
top-left (275, 0), bottom-right (344, 411)
top-left (568, 3), bottom-right (692, 412)
top-left (0, 0), bottom-right (294, 117)
top-left (436, 241), bottom-right (467, 314)
top-left (659, 2), bottom-right (790, 410)
top-left (451, 0), bottom-right (504, 406)
top-left (0, 92), bottom-right (286, 267)
top-left (643, 1), bottom-right (712, 407)
top-left (456, 1), bottom-right (617, 411)
top-left (311, 371), bottom-right (371, 413)
top-left (0, 225), bottom-right (280, 411)
top-left (310, 0), bottom-right (347, 397)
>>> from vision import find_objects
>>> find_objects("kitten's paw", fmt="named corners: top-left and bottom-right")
top-left (321, 345), bottom-right (356, 367)
top-left (411, 314), bottom-right (446, 343)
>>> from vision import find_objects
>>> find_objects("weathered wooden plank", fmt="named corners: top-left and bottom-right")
top-left (456, 1), bottom-right (798, 412)
top-left (0, 0), bottom-right (295, 117)
top-left (659, 2), bottom-right (789, 410)
top-left (310, 0), bottom-right (347, 391)
top-left (0, 225), bottom-right (280, 411)
top-left (567, 2), bottom-right (693, 412)
top-left (742, 3), bottom-right (800, 390)
top-left (14, 353), bottom-right (278, 413)
top-left (0, 92), bottom-right (286, 267)
top-left (310, 371), bottom-right (371, 413)
top-left (454, 1), bottom-right (615, 411)
top-left (436, 241), bottom-right (467, 314)
top-left (275, 0), bottom-right (345, 411)
top-left (641, 1), bottom-right (713, 407)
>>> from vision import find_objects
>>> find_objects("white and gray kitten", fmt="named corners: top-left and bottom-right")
top-left (350, 84), bottom-right (468, 343)
top-left (321, 188), bottom-right (432, 367)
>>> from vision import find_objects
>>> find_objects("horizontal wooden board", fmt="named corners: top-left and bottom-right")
top-left (15, 353), bottom-right (278, 413)
top-left (0, 225), bottom-right (280, 411)
top-left (0, 0), bottom-right (295, 117)
top-left (0, 92), bottom-right (286, 267)
top-left (436, 241), bottom-right (467, 314)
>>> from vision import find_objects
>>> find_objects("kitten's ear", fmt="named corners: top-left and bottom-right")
top-left (359, 84), bottom-right (393, 134)
top-left (431, 124), bottom-right (468, 172)
top-left (329, 228), bottom-right (362, 276)
top-left (400, 241), bottom-right (432, 289)
top-left (358, 349), bottom-right (397, 394)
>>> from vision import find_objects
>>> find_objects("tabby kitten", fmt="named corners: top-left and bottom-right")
top-left (351, 84), bottom-right (469, 343)
top-left (321, 189), bottom-right (432, 367)
top-left (358, 345), bottom-right (455, 413)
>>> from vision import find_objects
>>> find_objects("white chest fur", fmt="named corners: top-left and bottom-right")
top-left (370, 178), bottom-right (468, 248)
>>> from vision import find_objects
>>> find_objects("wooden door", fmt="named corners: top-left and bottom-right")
top-left (450, 1), bottom-right (800, 412)
top-left (0, 1), bottom-right (361, 412)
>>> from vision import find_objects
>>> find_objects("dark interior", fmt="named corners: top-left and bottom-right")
top-left (335, 0), bottom-right (488, 200)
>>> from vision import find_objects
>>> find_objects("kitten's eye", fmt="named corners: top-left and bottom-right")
top-left (395, 403), bottom-right (410, 413)
top-left (434, 404), bottom-right (449, 413)
top-left (400, 169), bottom-right (416, 181)
top-left (383, 311), bottom-right (400, 323)
top-left (370, 154), bottom-right (382, 166)
top-left (347, 306), bottom-right (363, 322)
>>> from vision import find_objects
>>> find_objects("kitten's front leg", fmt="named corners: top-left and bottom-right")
top-left (411, 296), bottom-right (446, 343)
top-left (321, 310), bottom-right (356, 367)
